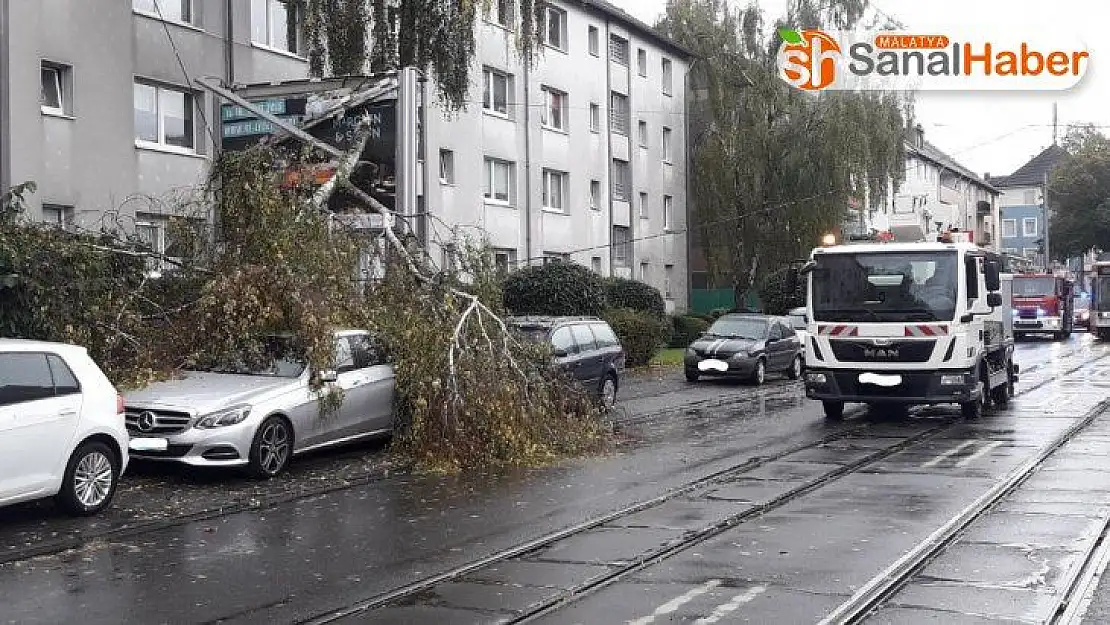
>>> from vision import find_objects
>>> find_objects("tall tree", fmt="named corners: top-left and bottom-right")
top-left (1048, 125), bottom-right (1110, 261)
top-left (294, 0), bottom-right (544, 110)
top-left (657, 0), bottom-right (909, 302)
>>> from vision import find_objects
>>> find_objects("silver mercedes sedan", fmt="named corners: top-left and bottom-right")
top-left (123, 330), bottom-right (394, 478)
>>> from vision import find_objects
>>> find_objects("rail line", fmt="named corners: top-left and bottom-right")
top-left (296, 350), bottom-right (1110, 625)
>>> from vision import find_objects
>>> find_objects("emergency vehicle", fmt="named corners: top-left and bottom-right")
top-left (1011, 272), bottom-right (1074, 341)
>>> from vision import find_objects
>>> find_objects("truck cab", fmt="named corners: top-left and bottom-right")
top-left (796, 233), bottom-right (1017, 421)
top-left (1012, 273), bottom-right (1074, 341)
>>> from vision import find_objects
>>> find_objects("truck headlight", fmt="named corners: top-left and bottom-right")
top-left (940, 374), bottom-right (965, 386)
top-left (195, 405), bottom-right (252, 429)
top-left (806, 372), bottom-right (827, 385)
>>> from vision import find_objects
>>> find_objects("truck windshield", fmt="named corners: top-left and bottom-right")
top-left (811, 251), bottom-right (958, 322)
top-left (1013, 277), bottom-right (1056, 296)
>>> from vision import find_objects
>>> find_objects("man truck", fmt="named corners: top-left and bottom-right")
top-left (792, 231), bottom-right (1018, 421)
top-left (1011, 272), bottom-right (1074, 341)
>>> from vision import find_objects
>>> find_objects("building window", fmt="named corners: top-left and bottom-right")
top-left (591, 256), bottom-right (602, 273)
top-left (134, 218), bottom-right (168, 273)
top-left (609, 34), bottom-right (629, 65)
top-left (439, 149), bottom-right (454, 184)
top-left (251, 0), bottom-right (302, 55)
top-left (588, 26), bottom-right (599, 56)
top-left (611, 159), bottom-right (630, 202)
top-left (1001, 218), bottom-right (1016, 238)
top-left (638, 120), bottom-right (648, 147)
top-left (610, 92), bottom-right (629, 135)
top-left (663, 195), bottom-right (673, 230)
top-left (133, 0), bottom-right (192, 23)
top-left (542, 169), bottom-right (567, 211)
top-left (640, 261), bottom-right (649, 281)
top-left (41, 204), bottom-right (73, 228)
top-left (612, 226), bottom-right (631, 267)
top-left (1023, 217), bottom-right (1037, 237)
top-left (589, 103), bottom-right (600, 132)
top-left (662, 127), bottom-right (673, 162)
top-left (40, 62), bottom-right (72, 116)
top-left (664, 264), bottom-right (674, 298)
top-left (639, 192), bottom-right (648, 219)
top-left (486, 0), bottom-right (514, 28)
top-left (637, 48), bottom-right (647, 76)
top-left (589, 180), bottom-right (601, 210)
top-left (493, 248), bottom-right (517, 275)
top-left (662, 58), bottom-right (673, 95)
top-left (539, 4), bottom-right (566, 50)
top-left (1024, 190), bottom-right (1036, 205)
top-left (134, 81), bottom-right (195, 151)
top-left (540, 86), bottom-right (567, 131)
top-left (482, 67), bottom-right (511, 116)
top-left (484, 158), bottom-right (514, 204)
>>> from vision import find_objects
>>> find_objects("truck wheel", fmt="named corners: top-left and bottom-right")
top-left (990, 378), bottom-right (1011, 407)
top-left (822, 401), bottom-right (844, 421)
top-left (961, 380), bottom-right (985, 419)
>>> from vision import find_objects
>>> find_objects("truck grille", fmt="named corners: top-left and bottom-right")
top-left (829, 339), bottom-right (936, 363)
top-left (124, 408), bottom-right (193, 435)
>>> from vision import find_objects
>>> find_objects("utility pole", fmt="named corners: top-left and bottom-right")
top-left (1043, 170), bottom-right (1051, 272)
top-left (1052, 102), bottom-right (1058, 146)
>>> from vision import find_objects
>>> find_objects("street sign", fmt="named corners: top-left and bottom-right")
top-left (221, 98), bottom-right (288, 121)
top-left (222, 116), bottom-right (303, 138)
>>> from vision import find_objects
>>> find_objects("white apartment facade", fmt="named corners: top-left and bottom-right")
top-left (423, 0), bottom-right (692, 312)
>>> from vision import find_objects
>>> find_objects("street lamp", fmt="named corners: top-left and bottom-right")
top-left (822, 233), bottom-right (836, 246)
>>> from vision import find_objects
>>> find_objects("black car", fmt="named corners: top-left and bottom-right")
top-left (507, 316), bottom-right (626, 409)
top-left (684, 313), bottom-right (803, 385)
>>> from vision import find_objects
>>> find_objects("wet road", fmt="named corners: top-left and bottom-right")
top-left (0, 335), bottom-right (1106, 624)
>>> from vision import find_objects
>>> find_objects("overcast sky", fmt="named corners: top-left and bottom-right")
top-left (609, 0), bottom-right (1108, 179)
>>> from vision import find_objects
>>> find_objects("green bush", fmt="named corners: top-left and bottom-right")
top-left (503, 262), bottom-right (606, 317)
top-left (670, 314), bottom-right (710, 348)
top-left (709, 307), bottom-right (730, 320)
top-left (603, 277), bottom-right (665, 318)
top-left (758, 267), bottom-right (806, 316)
top-left (603, 308), bottom-right (666, 368)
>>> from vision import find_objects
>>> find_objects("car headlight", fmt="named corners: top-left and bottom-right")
top-left (1036, 308), bottom-right (1046, 317)
top-left (195, 405), bottom-right (252, 429)
top-left (806, 372), bottom-right (827, 384)
top-left (685, 347), bottom-right (697, 357)
top-left (940, 374), bottom-right (965, 386)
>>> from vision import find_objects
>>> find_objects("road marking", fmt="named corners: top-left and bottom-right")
top-left (955, 441), bottom-right (1004, 467)
top-left (921, 440), bottom-right (977, 468)
top-left (627, 579), bottom-right (723, 625)
top-left (692, 585), bottom-right (768, 624)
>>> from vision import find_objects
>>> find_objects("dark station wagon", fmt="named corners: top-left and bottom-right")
top-left (507, 316), bottom-right (626, 409)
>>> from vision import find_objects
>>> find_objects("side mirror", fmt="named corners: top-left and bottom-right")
top-left (987, 292), bottom-right (1003, 308)
top-left (318, 369), bottom-right (338, 383)
top-left (984, 260), bottom-right (1001, 292)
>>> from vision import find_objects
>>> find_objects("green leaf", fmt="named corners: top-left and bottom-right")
top-left (778, 28), bottom-right (803, 44)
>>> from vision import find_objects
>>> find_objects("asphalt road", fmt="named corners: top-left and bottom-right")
top-left (0, 334), bottom-right (1107, 624)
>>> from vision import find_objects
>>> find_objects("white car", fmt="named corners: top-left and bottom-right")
top-left (787, 307), bottom-right (810, 344)
top-left (0, 339), bottom-right (129, 515)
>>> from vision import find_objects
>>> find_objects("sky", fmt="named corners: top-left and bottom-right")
top-left (608, 0), bottom-right (1110, 179)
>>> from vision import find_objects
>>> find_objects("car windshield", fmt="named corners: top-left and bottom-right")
top-left (1014, 277), bottom-right (1056, 296)
top-left (811, 251), bottom-right (958, 322)
top-left (706, 317), bottom-right (768, 339)
top-left (191, 337), bottom-right (307, 378)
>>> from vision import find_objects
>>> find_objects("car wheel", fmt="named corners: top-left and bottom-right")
top-left (685, 369), bottom-right (699, 383)
top-left (749, 359), bottom-right (766, 386)
top-left (599, 373), bottom-right (618, 410)
top-left (248, 416), bottom-right (293, 479)
top-left (787, 355), bottom-right (802, 380)
top-left (822, 401), bottom-right (844, 421)
top-left (55, 441), bottom-right (119, 516)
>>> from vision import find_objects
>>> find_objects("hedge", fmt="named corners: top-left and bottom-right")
top-left (502, 262), bottom-right (606, 317)
top-left (758, 267), bottom-right (806, 316)
top-left (603, 277), bottom-right (665, 318)
top-left (603, 308), bottom-right (666, 368)
top-left (670, 314), bottom-right (709, 348)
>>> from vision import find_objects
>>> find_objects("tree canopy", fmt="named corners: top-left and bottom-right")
top-left (1048, 126), bottom-right (1110, 261)
top-left (656, 0), bottom-right (910, 298)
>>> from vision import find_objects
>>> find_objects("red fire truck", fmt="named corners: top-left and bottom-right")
top-left (1011, 272), bottom-right (1074, 341)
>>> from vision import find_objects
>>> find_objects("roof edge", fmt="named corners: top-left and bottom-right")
top-left (576, 0), bottom-right (697, 59)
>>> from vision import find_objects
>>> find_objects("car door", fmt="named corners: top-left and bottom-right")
top-left (766, 322), bottom-right (790, 371)
top-left (569, 323), bottom-right (603, 388)
top-left (777, 321), bottom-right (801, 367)
top-left (347, 332), bottom-right (395, 435)
top-left (327, 333), bottom-right (387, 442)
top-left (0, 352), bottom-right (82, 501)
top-left (550, 325), bottom-right (586, 382)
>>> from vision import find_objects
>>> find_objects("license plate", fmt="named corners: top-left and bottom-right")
top-left (129, 437), bottom-right (168, 452)
top-left (698, 359), bottom-right (729, 372)
top-left (859, 372), bottom-right (902, 387)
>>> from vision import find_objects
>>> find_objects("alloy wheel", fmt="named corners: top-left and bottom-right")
top-left (259, 421), bottom-right (291, 475)
top-left (73, 451), bottom-right (114, 508)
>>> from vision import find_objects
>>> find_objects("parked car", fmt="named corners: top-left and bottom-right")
top-left (507, 316), bottom-right (626, 409)
top-left (0, 339), bottom-right (129, 515)
top-left (124, 330), bottom-right (394, 478)
top-left (786, 306), bottom-right (810, 345)
top-left (683, 313), bottom-right (803, 385)
top-left (1075, 293), bottom-right (1091, 329)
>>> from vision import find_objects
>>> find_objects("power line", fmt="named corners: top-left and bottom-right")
top-left (151, 0), bottom-right (219, 148)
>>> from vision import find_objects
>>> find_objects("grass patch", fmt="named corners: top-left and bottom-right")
top-left (650, 348), bottom-right (685, 367)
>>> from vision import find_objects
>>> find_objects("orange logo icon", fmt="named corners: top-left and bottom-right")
top-left (778, 29), bottom-right (842, 91)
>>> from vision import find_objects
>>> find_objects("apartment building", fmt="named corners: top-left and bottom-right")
top-left (0, 0), bottom-right (307, 244)
top-left (423, 0), bottom-right (692, 312)
top-left (986, 144), bottom-right (1068, 269)
top-left (883, 124), bottom-right (1000, 248)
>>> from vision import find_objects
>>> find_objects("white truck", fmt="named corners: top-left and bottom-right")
top-left (791, 231), bottom-right (1019, 421)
